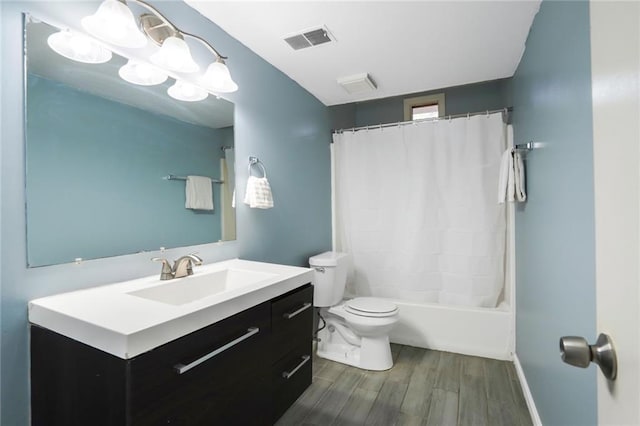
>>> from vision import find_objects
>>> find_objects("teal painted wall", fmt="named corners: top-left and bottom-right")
top-left (27, 75), bottom-right (226, 266)
top-left (0, 1), bottom-right (331, 424)
top-left (511, 1), bottom-right (597, 425)
top-left (330, 78), bottom-right (512, 130)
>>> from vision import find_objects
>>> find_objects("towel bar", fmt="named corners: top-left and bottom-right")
top-left (514, 142), bottom-right (533, 151)
top-left (248, 157), bottom-right (267, 178)
top-left (164, 175), bottom-right (224, 184)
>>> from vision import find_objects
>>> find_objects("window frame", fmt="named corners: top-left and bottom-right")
top-left (403, 93), bottom-right (446, 121)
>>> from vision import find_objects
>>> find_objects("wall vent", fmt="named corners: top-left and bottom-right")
top-left (337, 73), bottom-right (377, 94)
top-left (284, 26), bottom-right (334, 50)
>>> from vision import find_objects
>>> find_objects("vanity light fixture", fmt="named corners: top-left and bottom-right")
top-left (118, 59), bottom-right (168, 86)
top-left (47, 29), bottom-right (112, 64)
top-left (47, 0), bottom-right (239, 101)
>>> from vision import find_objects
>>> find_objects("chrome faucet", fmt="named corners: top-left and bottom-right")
top-left (172, 254), bottom-right (203, 278)
top-left (151, 254), bottom-right (203, 280)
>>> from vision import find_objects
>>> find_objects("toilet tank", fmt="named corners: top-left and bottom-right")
top-left (309, 251), bottom-right (350, 307)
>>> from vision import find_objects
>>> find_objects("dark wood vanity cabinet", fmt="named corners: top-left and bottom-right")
top-left (270, 285), bottom-right (314, 422)
top-left (30, 284), bottom-right (313, 426)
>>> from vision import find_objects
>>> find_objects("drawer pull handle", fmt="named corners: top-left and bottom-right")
top-left (174, 327), bottom-right (260, 374)
top-left (282, 355), bottom-right (311, 379)
top-left (283, 302), bottom-right (312, 319)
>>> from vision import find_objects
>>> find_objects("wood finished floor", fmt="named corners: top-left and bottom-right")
top-left (276, 344), bottom-right (533, 426)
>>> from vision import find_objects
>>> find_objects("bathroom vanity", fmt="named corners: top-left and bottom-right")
top-left (29, 259), bottom-right (313, 426)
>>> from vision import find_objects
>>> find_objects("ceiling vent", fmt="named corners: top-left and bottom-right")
top-left (337, 73), bottom-right (377, 94)
top-left (284, 26), bottom-right (334, 51)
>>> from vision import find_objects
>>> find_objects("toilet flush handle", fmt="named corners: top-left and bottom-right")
top-left (314, 267), bottom-right (325, 273)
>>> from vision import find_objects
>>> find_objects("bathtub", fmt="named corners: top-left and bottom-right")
top-left (388, 300), bottom-right (514, 361)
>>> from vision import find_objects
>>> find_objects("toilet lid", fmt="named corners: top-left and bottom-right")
top-left (345, 297), bottom-right (398, 317)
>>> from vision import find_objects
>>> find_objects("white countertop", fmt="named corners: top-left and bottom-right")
top-left (28, 259), bottom-right (313, 359)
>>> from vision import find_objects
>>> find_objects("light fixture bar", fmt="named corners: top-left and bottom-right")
top-left (129, 0), bottom-right (226, 60)
top-left (180, 31), bottom-right (226, 61)
top-left (139, 14), bottom-right (180, 46)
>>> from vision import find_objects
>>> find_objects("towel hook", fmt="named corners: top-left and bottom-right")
top-left (248, 156), bottom-right (267, 178)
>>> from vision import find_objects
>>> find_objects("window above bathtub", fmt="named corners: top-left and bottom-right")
top-left (403, 93), bottom-right (446, 121)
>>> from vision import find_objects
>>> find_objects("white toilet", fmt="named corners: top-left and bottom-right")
top-left (310, 251), bottom-right (399, 371)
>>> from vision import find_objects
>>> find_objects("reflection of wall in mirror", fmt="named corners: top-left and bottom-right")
top-left (26, 74), bottom-right (233, 266)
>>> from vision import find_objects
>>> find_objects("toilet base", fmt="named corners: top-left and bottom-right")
top-left (316, 319), bottom-right (394, 371)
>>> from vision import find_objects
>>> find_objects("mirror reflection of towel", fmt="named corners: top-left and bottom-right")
top-left (185, 175), bottom-right (214, 210)
top-left (243, 176), bottom-right (274, 209)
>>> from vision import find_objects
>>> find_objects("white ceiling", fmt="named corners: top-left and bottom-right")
top-left (186, 1), bottom-right (541, 106)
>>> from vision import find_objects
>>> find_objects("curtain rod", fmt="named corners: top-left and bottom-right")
top-left (332, 107), bottom-right (513, 134)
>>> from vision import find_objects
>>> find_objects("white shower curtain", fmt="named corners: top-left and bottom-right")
top-left (333, 113), bottom-right (507, 308)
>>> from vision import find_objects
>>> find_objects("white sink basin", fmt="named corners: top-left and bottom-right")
top-left (127, 269), bottom-right (278, 306)
top-left (28, 258), bottom-right (313, 359)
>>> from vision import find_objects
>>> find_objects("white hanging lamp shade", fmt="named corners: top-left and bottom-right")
top-left (81, 0), bottom-right (147, 48)
top-left (47, 30), bottom-right (112, 64)
top-left (150, 36), bottom-right (199, 73)
top-left (201, 60), bottom-right (238, 93)
top-left (118, 59), bottom-right (168, 86)
top-left (167, 80), bottom-right (208, 102)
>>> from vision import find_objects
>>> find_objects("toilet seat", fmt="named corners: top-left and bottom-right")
top-left (345, 297), bottom-right (398, 318)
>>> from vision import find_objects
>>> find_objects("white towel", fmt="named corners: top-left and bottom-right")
top-left (185, 175), bottom-right (214, 210)
top-left (243, 176), bottom-right (274, 209)
top-left (498, 148), bottom-right (527, 203)
top-left (514, 151), bottom-right (527, 202)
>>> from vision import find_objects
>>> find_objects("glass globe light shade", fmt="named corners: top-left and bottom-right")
top-left (150, 36), bottom-right (199, 73)
top-left (47, 30), bottom-right (112, 64)
top-left (167, 80), bottom-right (208, 102)
top-left (119, 59), bottom-right (168, 86)
top-left (201, 60), bottom-right (238, 93)
top-left (81, 0), bottom-right (147, 48)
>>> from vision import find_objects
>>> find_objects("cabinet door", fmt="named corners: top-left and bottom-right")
top-left (271, 284), bottom-right (314, 423)
top-left (271, 284), bottom-right (313, 363)
top-left (30, 325), bottom-right (127, 426)
top-left (128, 302), bottom-right (272, 426)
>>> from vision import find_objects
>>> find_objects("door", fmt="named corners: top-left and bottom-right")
top-left (590, 1), bottom-right (640, 425)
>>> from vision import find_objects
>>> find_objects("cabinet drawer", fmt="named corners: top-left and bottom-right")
top-left (271, 284), bottom-right (313, 363)
top-left (272, 342), bottom-right (313, 422)
top-left (128, 302), bottom-right (271, 425)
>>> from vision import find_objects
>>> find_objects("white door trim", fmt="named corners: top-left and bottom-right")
top-left (590, 2), bottom-right (640, 424)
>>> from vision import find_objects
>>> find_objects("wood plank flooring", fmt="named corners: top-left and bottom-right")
top-left (276, 344), bottom-right (532, 426)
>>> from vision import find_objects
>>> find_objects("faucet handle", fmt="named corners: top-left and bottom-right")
top-left (151, 257), bottom-right (174, 280)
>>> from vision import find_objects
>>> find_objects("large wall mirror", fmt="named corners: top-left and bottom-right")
top-left (25, 15), bottom-right (236, 267)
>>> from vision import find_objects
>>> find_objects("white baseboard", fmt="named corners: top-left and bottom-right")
top-left (513, 354), bottom-right (543, 426)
